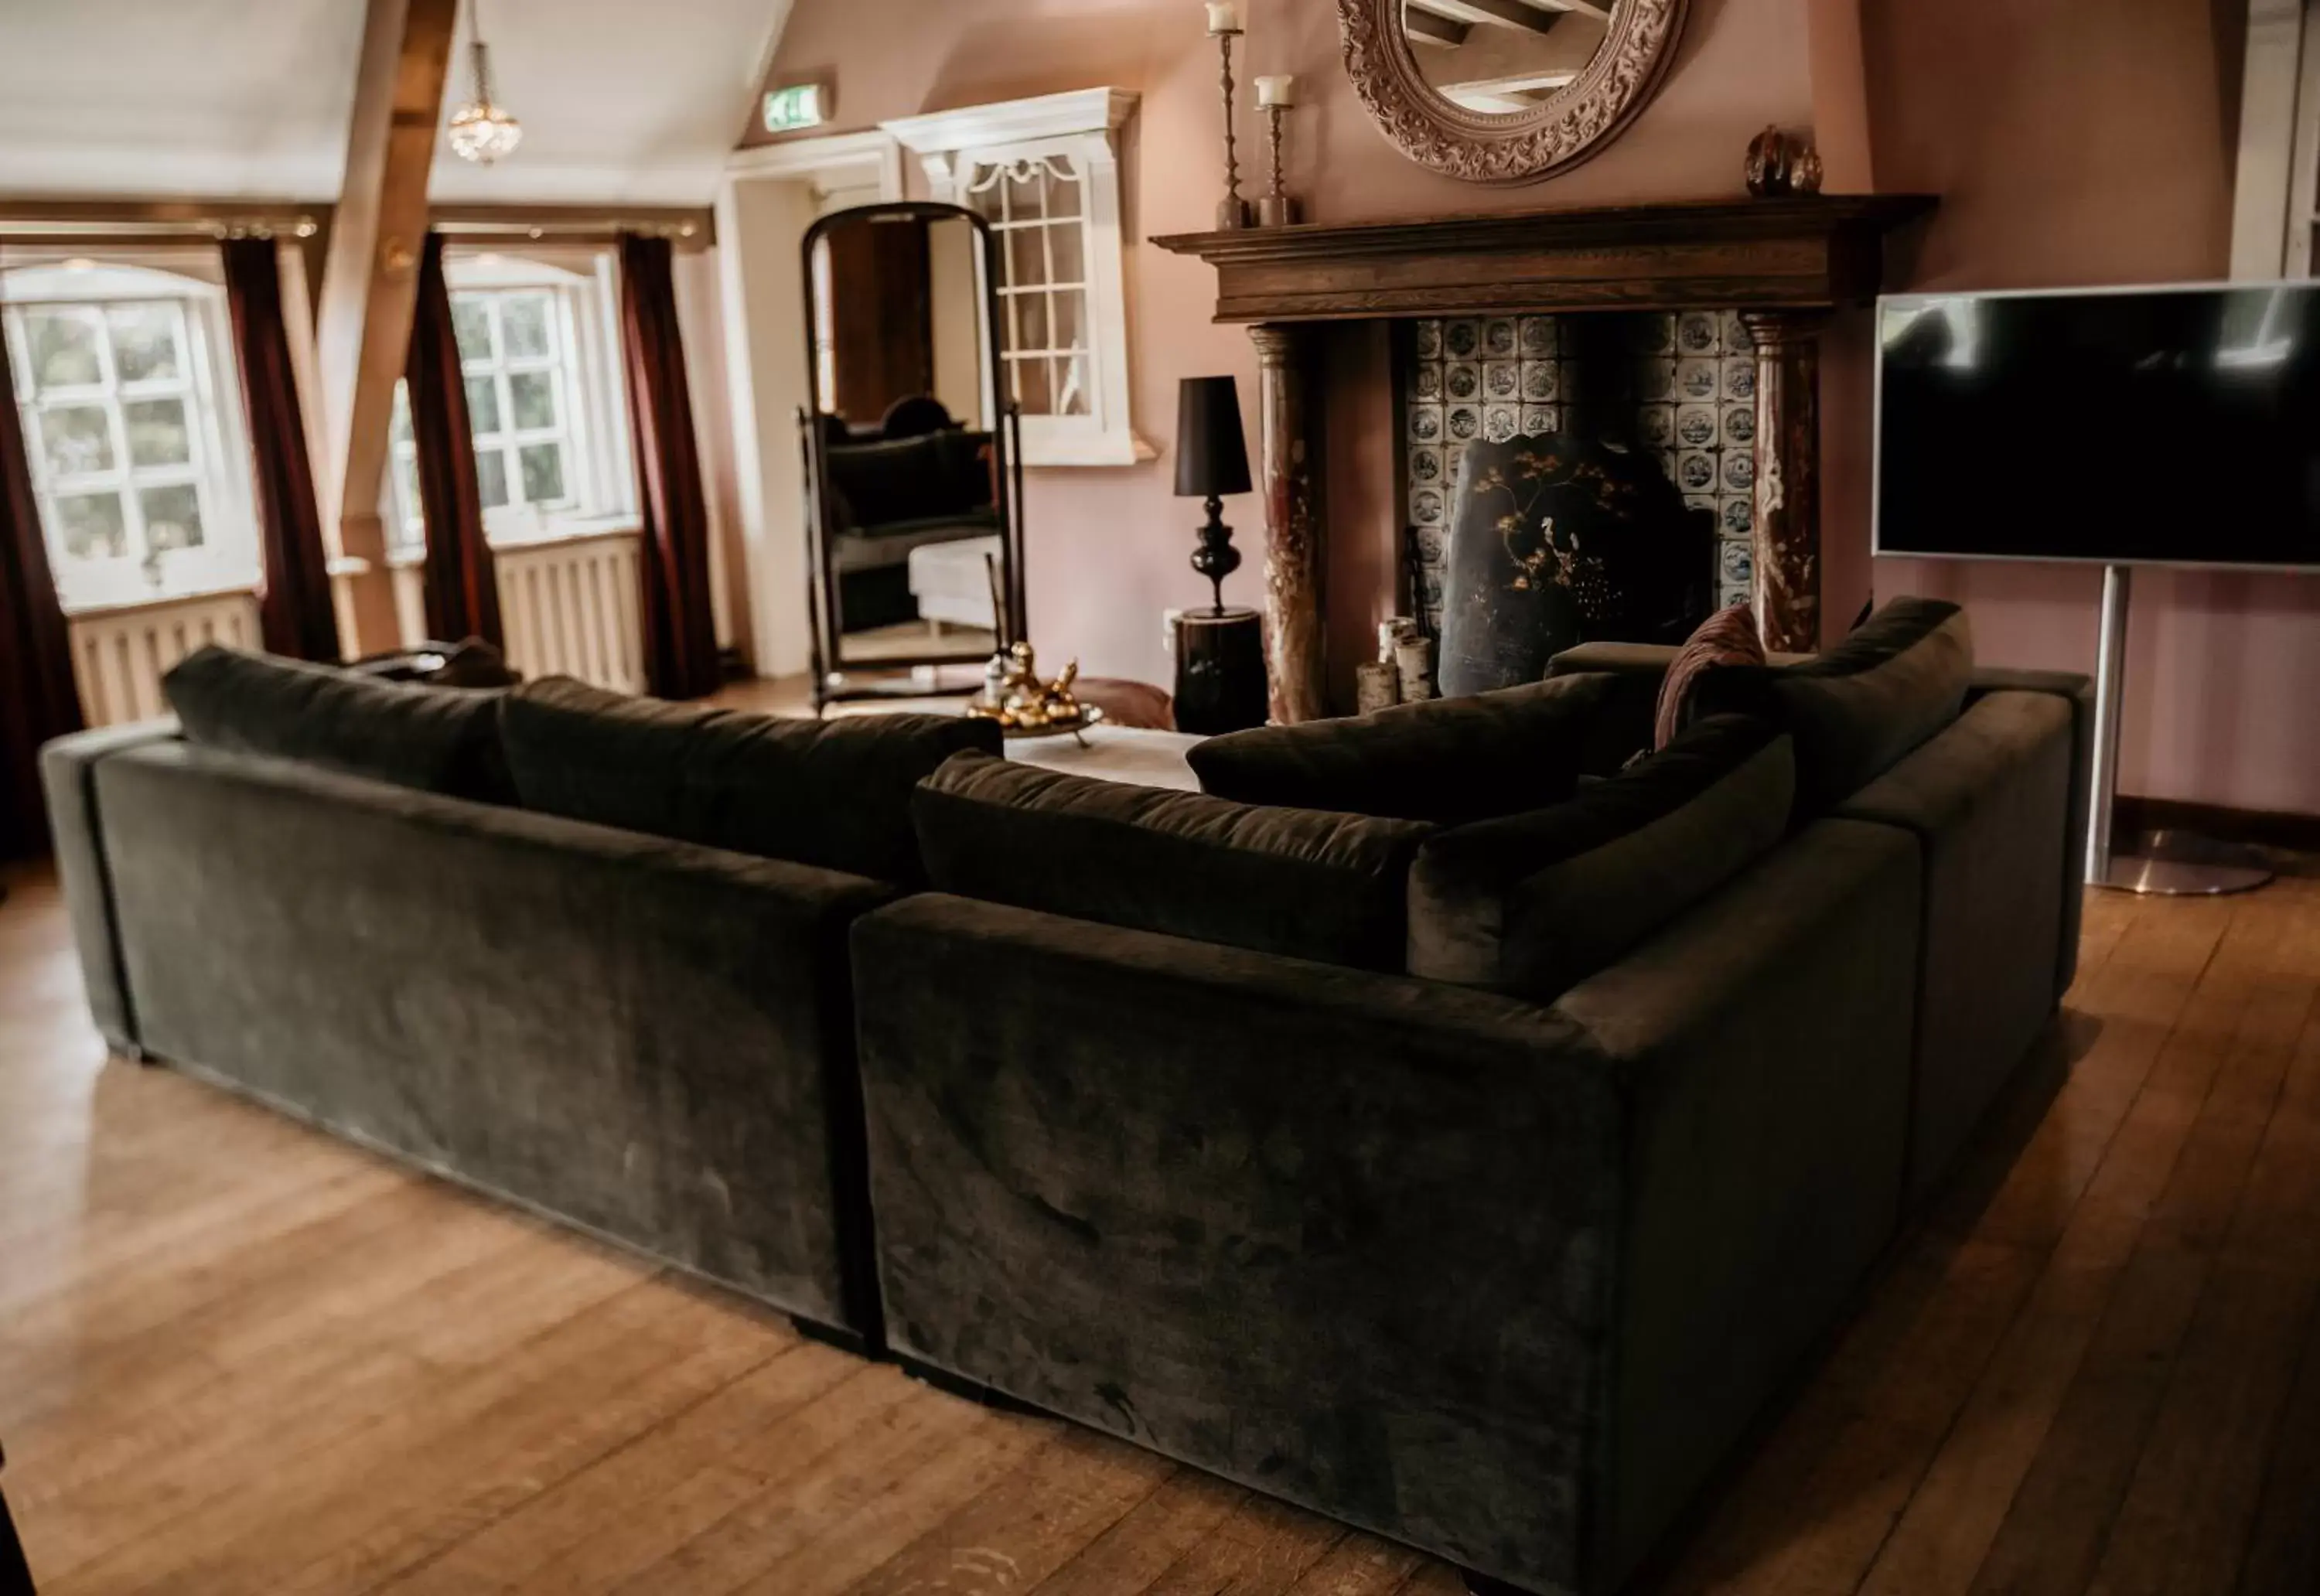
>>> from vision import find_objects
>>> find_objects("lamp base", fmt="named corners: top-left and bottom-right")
top-left (1173, 606), bottom-right (1267, 734)
top-left (2093, 828), bottom-right (2274, 896)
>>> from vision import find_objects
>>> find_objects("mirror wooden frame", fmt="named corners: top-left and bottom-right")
top-left (797, 200), bottom-right (1023, 713)
top-left (1336, 0), bottom-right (1688, 185)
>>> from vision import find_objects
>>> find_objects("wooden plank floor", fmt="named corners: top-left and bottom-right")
top-left (4, 861), bottom-right (2318, 1595)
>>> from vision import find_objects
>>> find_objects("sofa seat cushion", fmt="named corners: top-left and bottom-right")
top-left (163, 644), bottom-right (513, 803)
top-left (1702, 596), bottom-right (1973, 815)
top-left (500, 678), bottom-right (999, 883)
top-left (1409, 715), bottom-right (1795, 1001)
top-left (914, 751), bottom-right (1433, 970)
top-left (1186, 672), bottom-right (1624, 825)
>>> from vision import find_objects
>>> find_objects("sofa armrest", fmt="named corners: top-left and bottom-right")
top-left (1547, 640), bottom-right (1680, 686)
top-left (850, 817), bottom-right (1919, 1593)
top-left (1967, 667), bottom-right (2093, 998)
top-left (39, 717), bottom-right (183, 1052)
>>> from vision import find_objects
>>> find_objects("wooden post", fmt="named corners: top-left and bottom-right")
top-left (1742, 311), bottom-right (1825, 653)
top-left (1249, 322), bottom-right (1325, 723)
top-left (312, 0), bottom-right (458, 656)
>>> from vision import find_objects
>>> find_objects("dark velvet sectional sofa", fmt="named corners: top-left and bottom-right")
top-left (42, 598), bottom-right (2089, 1596)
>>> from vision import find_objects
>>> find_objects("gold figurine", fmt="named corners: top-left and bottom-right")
top-left (967, 641), bottom-right (1105, 738)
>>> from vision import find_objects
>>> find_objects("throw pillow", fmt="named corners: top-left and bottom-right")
top-left (500, 678), bottom-right (1000, 883)
top-left (162, 644), bottom-right (513, 803)
top-left (1408, 715), bottom-right (1795, 1001)
top-left (1187, 672), bottom-right (1622, 825)
top-left (1699, 595), bottom-right (1973, 814)
top-left (915, 752), bottom-right (1434, 971)
top-left (1654, 602), bottom-right (1765, 749)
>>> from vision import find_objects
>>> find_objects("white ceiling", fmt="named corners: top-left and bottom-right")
top-left (0, 0), bottom-right (786, 205)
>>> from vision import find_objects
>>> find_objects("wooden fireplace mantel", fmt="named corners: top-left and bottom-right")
top-left (1151, 194), bottom-right (1936, 322)
top-left (1154, 194), bottom-right (1937, 710)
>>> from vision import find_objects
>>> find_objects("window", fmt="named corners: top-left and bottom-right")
top-left (886, 88), bottom-right (1148, 466)
top-left (384, 251), bottom-right (631, 558)
top-left (2, 260), bottom-right (258, 609)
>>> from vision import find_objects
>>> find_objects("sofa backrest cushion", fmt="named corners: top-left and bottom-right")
top-left (500, 677), bottom-right (1000, 883)
top-left (1701, 596), bottom-right (1972, 815)
top-left (915, 751), bottom-right (1435, 970)
top-left (824, 428), bottom-right (994, 532)
top-left (163, 644), bottom-right (513, 803)
top-left (1186, 672), bottom-right (1622, 825)
top-left (1408, 715), bottom-right (1796, 1002)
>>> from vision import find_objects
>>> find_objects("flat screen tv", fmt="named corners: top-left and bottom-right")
top-left (1875, 281), bottom-right (2320, 571)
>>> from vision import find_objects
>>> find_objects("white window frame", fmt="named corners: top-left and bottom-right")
top-left (2233, 0), bottom-right (2320, 278)
top-left (885, 88), bottom-right (1149, 467)
top-left (2, 257), bottom-right (261, 612)
top-left (384, 248), bottom-right (633, 559)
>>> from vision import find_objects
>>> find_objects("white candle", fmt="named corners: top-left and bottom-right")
top-left (1204, 1), bottom-right (1241, 33)
top-left (1255, 74), bottom-right (1297, 107)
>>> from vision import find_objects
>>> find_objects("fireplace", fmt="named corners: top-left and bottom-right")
top-left (1156, 194), bottom-right (1934, 721)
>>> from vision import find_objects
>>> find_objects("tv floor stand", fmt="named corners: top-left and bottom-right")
top-left (2085, 564), bottom-right (2274, 895)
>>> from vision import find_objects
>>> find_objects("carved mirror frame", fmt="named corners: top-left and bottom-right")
top-left (1337, 0), bottom-right (1688, 185)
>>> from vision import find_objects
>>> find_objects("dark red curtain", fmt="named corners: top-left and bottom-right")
top-left (1, 324), bottom-right (85, 859)
top-left (618, 233), bottom-right (720, 700)
top-left (406, 232), bottom-right (502, 647)
top-left (220, 237), bottom-right (339, 662)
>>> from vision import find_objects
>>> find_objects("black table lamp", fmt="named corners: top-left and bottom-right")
top-left (1169, 375), bottom-right (1267, 733)
top-left (1174, 376), bottom-right (1252, 614)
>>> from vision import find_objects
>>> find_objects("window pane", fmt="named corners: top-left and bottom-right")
top-left (965, 176), bottom-right (1005, 224)
top-left (53, 491), bottom-right (128, 560)
top-left (1008, 227), bottom-right (1048, 290)
top-left (1012, 354), bottom-right (1052, 414)
top-left (508, 371), bottom-right (558, 431)
top-left (1048, 222), bottom-right (1085, 288)
top-left (1052, 288), bottom-right (1086, 355)
top-left (474, 448), bottom-right (510, 509)
top-left (22, 311), bottom-right (101, 388)
top-left (1015, 292), bottom-right (1049, 354)
top-left (123, 397), bottom-right (191, 467)
top-left (391, 380), bottom-right (415, 447)
top-left (38, 404), bottom-right (115, 476)
top-left (518, 442), bottom-right (568, 504)
top-left (1042, 165), bottom-right (1082, 220)
top-left (107, 305), bottom-right (182, 384)
top-left (1005, 167), bottom-right (1044, 221)
top-left (452, 298), bottom-right (495, 363)
top-left (1056, 353), bottom-right (1089, 416)
top-left (140, 483), bottom-right (205, 551)
top-left (392, 454), bottom-right (424, 547)
top-left (465, 376), bottom-right (502, 435)
top-left (501, 295), bottom-right (553, 360)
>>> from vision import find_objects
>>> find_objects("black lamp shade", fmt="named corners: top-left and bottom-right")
top-left (1174, 375), bottom-right (1252, 497)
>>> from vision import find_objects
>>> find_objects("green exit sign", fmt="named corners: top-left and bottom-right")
top-left (763, 82), bottom-right (828, 135)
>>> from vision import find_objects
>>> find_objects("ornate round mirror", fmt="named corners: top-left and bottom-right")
top-left (1337, 0), bottom-right (1686, 184)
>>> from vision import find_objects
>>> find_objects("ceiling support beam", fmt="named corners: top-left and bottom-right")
top-left (312, 0), bottom-right (457, 656)
top-left (1419, 0), bottom-right (1562, 36)
top-left (1404, 8), bottom-right (1472, 46)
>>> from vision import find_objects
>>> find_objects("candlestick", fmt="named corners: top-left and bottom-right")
top-left (1256, 101), bottom-right (1298, 227)
top-left (1212, 26), bottom-right (1251, 229)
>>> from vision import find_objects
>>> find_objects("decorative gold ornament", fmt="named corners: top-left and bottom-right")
top-left (966, 641), bottom-right (1106, 738)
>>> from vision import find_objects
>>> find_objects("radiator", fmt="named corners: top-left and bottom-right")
top-left (381, 530), bottom-right (646, 694)
top-left (493, 531), bottom-right (647, 694)
top-left (67, 590), bottom-right (263, 728)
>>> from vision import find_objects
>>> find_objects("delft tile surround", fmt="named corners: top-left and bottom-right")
top-left (1402, 310), bottom-right (1757, 636)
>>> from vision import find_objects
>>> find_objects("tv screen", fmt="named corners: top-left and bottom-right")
top-left (1875, 281), bottom-right (2320, 570)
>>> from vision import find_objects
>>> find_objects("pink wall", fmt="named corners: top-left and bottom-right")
top-left (760, 0), bottom-right (2317, 816)
top-left (1858, 0), bottom-right (2320, 818)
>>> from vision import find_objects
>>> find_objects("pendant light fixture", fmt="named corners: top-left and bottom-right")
top-left (446, 0), bottom-right (523, 165)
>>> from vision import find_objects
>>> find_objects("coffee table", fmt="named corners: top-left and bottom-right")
top-left (1004, 724), bottom-right (1204, 792)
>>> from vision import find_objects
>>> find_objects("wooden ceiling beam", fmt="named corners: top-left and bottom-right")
top-left (1403, 8), bottom-right (1472, 47)
top-left (312, 0), bottom-right (458, 656)
top-left (1420, 0), bottom-right (1561, 36)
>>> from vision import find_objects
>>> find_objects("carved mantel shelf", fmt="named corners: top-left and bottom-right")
top-left (1155, 195), bottom-right (1937, 704)
top-left (1151, 195), bottom-right (1936, 322)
